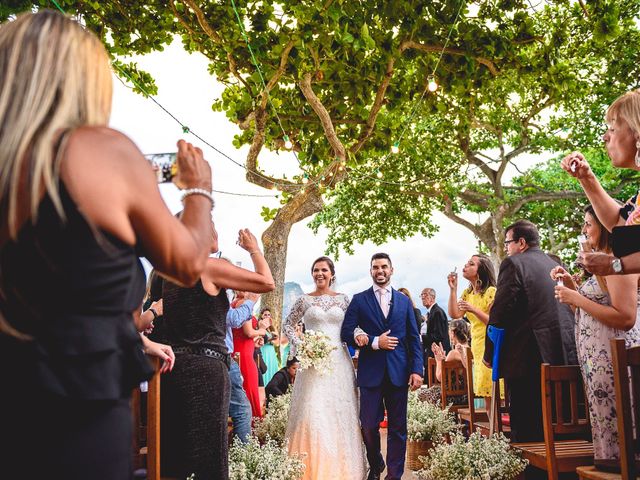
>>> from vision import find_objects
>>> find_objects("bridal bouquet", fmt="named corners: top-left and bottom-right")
top-left (296, 329), bottom-right (336, 375)
top-left (417, 431), bottom-right (528, 480)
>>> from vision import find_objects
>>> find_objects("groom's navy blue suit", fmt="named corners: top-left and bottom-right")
top-left (341, 287), bottom-right (423, 479)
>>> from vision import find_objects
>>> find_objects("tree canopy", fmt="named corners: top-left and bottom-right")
top-left (4, 0), bottom-right (640, 319)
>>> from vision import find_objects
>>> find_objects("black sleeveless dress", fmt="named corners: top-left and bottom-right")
top-left (0, 182), bottom-right (153, 479)
top-left (154, 279), bottom-right (231, 480)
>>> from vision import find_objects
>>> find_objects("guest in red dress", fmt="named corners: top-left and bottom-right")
top-left (232, 291), bottom-right (268, 418)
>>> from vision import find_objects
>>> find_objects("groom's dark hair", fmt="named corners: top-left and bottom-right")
top-left (371, 252), bottom-right (392, 267)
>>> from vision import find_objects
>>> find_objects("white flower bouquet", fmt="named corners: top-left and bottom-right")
top-left (417, 431), bottom-right (528, 480)
top-left (229, 437), bottom-right (306, 480)
top-left (296, 329), bottom-right (336, 374)
top-left (407, 390), bottom-right (459, 442)
top-left (253, 387), bottom-right (292, 446)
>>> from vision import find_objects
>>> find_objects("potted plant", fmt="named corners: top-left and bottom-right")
top-left (229, 437), bottom-right (305, 480)
top-left (405, 391), bottom-right (458, 471)
top-left (417, 431), bottom-right (528, 480)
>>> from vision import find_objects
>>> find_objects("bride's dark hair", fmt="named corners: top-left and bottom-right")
top-left (311, 256), bottom-right (336, 286)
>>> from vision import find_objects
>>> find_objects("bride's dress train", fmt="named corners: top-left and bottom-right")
top-left (284, 294), bottom-right (367, 480)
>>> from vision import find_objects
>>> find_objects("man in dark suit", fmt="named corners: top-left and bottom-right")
top-left (420, 288), bottom-right (451, 358)
top-left (265, 357), bottom-right (299, 406)
top-left (341, 253), bottom-right (423, 480)
top-left (483, 220), bottom-right (565, 443)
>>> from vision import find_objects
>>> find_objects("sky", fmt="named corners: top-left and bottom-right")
top-left (109, 40), bottom-right (528, 313)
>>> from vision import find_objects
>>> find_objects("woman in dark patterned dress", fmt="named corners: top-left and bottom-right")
top-left (155, 226), bottom-right (274, 479)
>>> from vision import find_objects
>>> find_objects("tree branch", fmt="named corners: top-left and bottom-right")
top-left (442, 195), bottom-right (482, 237)
top-left (260, 39), bottom-right (296, 109)
top-left (181, 0), bottom-right (223, 43)
top-left (400, 40), bottom-right (499, 76)
top-left (299, 73), bottom-right (346, 161)
top-left (505, 190), bottom-right (584, 218)
top-left (350, 56), bottom-right (397, 154)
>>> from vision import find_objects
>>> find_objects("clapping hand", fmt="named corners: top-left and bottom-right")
top-left (431, 342), bottom-right (446, 362)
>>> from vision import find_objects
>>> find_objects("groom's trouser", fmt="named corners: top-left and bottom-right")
top-left (360, 374), bottom-right (409, 480)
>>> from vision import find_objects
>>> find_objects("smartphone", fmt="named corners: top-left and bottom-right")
top-left (145, 152), bottom-right (177, 183)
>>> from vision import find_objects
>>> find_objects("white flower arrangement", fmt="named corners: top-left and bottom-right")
top-left (253, 387), bottom-right (292, 446)
top-left (407, 390), bottom-right (459, 442)
top-left (417, 431), bottom-right (528, 480)
top-left (296, 329), bottom-right (336, 374)
top-left (229, 437), bottom-right (306, 480)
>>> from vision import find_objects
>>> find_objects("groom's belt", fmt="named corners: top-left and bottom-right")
top-left (173, 345), bottom-right (231, 368)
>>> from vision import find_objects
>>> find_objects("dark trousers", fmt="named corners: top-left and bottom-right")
top-left (507, 366), bottom-right (544, 443)
top-left (360, 374), bottom-right (409, 480)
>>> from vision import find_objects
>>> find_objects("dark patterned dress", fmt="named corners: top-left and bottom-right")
top-left (155, 280), bottom-right (231, 479)
top-left (575, 276), bottom-right (640, 460)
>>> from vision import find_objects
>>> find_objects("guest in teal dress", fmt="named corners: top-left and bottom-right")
top-left (259, 308), bottom-right (281, 385)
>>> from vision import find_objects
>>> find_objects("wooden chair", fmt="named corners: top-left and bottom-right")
top-left (132, 356), bottom-right (162, 480)
top-left (436, 359), bottom-right (467, 413)
top-left (456, 346), bottom-right (488, 433)
top-left (511, 364), bottom-right (594, 480)
top-left (426, 357), bottom-right (438, 387)
top-left (576, 338), bottom-right (640, 480)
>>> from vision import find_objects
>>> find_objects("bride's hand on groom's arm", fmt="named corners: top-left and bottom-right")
top-left (355, 334), bottom-right (369, 347)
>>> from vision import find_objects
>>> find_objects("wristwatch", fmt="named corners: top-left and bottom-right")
top-left (612, 257), bottom-right (624, 274)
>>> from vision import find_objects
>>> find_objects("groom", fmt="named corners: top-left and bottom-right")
top-left (342, 253), bottom-right (424, 480)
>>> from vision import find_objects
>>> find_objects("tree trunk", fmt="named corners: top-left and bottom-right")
top-left (260, 187), bottom-right (324, 332)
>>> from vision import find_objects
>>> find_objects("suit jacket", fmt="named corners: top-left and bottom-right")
top-left (341, 287), bottom-right (423, 387)
top-left (423, 303), bottom-right (451, 357)
top-left (483, 247), bottom-right (565, 378)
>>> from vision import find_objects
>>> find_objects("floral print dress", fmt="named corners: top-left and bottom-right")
top-left (575, 276), bottom-right (640, 460)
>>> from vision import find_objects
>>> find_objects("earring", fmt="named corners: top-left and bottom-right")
top-left (636, 141), bottom-right (640, 167)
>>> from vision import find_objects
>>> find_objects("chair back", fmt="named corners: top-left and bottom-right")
top-left (132, 356), bottom-right (161, 480)
top-left (463, 346), bottom-right (478, 430)
top-left (439, 359), bottom-right (466, 409)
top-left (541, 364), bottom-right (591, 479)
top-left (427, 357), bottom-right (438, 387)
top-left (611, 338), bottom-right (640, 480)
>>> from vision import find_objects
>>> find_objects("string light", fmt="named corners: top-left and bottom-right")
top-left (390, 142), bottom-right (400, 154)
top-left (283, 135), bottom-right (293, 150)
top-left (376, 170), bottom-right (383, 178)
top-left (427, 77), bottom-right (438, 92)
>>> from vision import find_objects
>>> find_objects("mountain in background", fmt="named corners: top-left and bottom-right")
top-left (282, 281), bottom-right (304, 318)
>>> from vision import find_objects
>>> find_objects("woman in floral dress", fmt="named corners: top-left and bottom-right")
top-left (553, 205), bottom-right (640, 465)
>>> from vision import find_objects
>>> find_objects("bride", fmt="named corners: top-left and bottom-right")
top-left (284, 256), bottom-right (367, 479)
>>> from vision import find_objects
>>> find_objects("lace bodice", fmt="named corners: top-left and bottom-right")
top-left (284, 293), bottom-right (350, 357)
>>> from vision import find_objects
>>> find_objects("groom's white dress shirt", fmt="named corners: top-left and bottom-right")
top-left (371, 285), bottom-right (391, 350)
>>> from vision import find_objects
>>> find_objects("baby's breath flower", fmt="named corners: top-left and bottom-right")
top-left (407, 391), bottom-right (459, 442)
top-left (229, 437), bottom-right (305, 480)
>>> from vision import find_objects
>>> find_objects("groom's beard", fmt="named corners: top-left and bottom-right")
top-left (372, 274), bottom-right (390, 287)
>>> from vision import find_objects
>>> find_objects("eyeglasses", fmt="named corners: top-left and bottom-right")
top-left (503, 239), bottom-right (517, 246)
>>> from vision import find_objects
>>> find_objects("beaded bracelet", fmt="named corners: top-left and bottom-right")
top-left (181, 188), bottom-right (214, 208)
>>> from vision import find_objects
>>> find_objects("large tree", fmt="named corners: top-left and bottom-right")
top-left (4, 1), bottom-right (638, 324)
top-left (311, 0), bottom-right (640, 269)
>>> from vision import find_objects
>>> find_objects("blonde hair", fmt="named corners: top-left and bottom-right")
top-left (606, 89), bottom-right (640, 136)
top-left (0, 10), bottom-right (112, 339)
top-left (0, 10), bottom-right (112, 239)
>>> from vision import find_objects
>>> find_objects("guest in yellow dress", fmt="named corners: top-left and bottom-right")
top-left (447, 254), bottom-right (503, 410)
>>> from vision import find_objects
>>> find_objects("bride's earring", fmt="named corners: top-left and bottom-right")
top-left (635, 140), bottom-right (640, 167)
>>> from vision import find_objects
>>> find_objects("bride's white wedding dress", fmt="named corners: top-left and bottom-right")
top-left (284, 294), bottom-right (367, 480)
